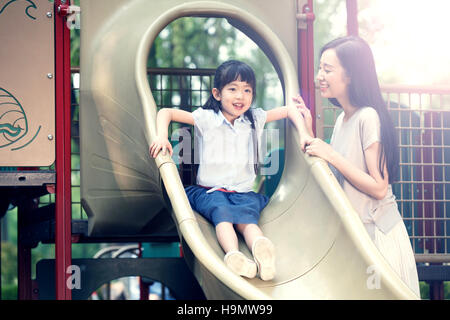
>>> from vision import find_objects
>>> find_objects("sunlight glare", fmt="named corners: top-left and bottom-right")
top-left (362, 0), bottom-right (450, 85)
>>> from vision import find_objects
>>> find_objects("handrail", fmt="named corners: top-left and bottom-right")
top-left (381, 84), bottom-right (450, 95)
top-left (93, 246), bottom-right (123, 259)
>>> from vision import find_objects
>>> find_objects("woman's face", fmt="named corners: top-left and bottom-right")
top-left (316, 48), bottom-right (350, 101)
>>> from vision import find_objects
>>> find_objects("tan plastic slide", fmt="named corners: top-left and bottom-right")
top-left (79, 0), bottom-right (419, 299)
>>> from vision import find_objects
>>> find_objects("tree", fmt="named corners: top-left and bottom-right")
top-left (148, 17), bottom-right (282, 110)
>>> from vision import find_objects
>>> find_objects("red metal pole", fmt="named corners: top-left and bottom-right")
top-left (346, 0), bottom-right (359, 36)
top-left (54, 0), bottom-right (72, 300)
top-left (297, 0), bottom-right (316, 134)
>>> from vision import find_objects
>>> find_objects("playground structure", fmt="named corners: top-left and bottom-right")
top-left (0, 0), bottom-right (449, 300)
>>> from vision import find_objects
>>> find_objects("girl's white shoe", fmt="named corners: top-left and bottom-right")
top-left (224, 251), bottom-right (257, 278)
top-left (252, 237), bottom-right (276, 281)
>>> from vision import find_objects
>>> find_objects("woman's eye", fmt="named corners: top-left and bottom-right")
top-left (318, 66), bottom-right (331, 74)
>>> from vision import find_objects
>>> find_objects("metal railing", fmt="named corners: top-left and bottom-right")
top-left (149, 68), bottom-right (216, 186)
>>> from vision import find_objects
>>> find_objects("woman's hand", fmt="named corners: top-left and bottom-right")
top-left (304, 138), bottom-right (335, 162)
top-left (292, 94), bottom-right (314, 137)
top-left (149, 137), bottom-right (173, 158)
top-left (299, 134), bottom-right (314, 153)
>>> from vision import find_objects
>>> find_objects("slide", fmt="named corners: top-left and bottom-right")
top-left (79, 0), bottom-right (418, 299)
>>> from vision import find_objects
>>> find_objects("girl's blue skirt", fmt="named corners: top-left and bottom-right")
top-left (185, 185), bottom-right (269, 227)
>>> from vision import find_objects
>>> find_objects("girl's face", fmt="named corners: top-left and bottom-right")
top-left (212, 79), bottom-right (253, 124)
top-left (316, 48), bottom-right (350, 102)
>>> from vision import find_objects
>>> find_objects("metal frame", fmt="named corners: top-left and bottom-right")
top-left (297, 0), bottom-right (316, 134)
top-left (0, 172), bottom-right (55, 187)
top-left (54, 0), bottom-right (72, 300)
top-left (346, 0), bottom-right (359, 36)
top-left (36, 258), bottom-right (205, 300)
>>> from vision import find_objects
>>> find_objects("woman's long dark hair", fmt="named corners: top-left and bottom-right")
top-left (321, 36), bottom-right (399, 183)
top-left (203, 60), bottom-right (259, 173)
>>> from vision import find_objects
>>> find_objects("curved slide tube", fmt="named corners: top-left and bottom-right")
top-left (79, 0), bottom-right (418, 299)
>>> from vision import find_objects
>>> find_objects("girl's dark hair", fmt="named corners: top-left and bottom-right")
top-left (320, 36), bottom-right (399, 183)
top-left (203, 60), bottom-right (260, 173)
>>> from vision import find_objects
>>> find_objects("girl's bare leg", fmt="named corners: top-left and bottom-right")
top-left (215, 222), bottom-right (239, 253)
top-left (236, 223), bottom-right (276, 281)
top-left (235, 223), bottom-right (264, 250)
top-left (216, 222), bottom-right (257, 278)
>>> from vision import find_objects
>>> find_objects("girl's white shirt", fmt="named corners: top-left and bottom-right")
top-left (192, 107), bottom-right (267, 193)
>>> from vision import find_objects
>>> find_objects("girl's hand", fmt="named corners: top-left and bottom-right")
top-left (292, 95), bottom-right (314, 137)
top-left (292, 94), bottom-right (305, 105)
top-left (149, 137), bottom-right (173, 158)
top-left (304, 138), bottom-right (334, 162)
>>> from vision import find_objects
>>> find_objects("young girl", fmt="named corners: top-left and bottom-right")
top-left (150, 60), bottom-right (311, 281)
top-left (296, 36), bottom-right (420, 297)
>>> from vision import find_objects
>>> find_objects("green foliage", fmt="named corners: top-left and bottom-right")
top-left (420, 281), bottom-right (429, 299)
top-left (70, 0), bottom-right (80, 66)
top-left (1, 241), bottom-right (17, 285)
top-left (1, 284), bottom-right (17, 300)
top-left (446, 282), bottom-right (450, 300)
top-left (149, 18), bottom-right (236, 69)
top-left (70, 28), bottom-right (80, 67)
top-left (419, 281), bottom-right (450, 300)
top-left (148, 17), bottom-right (283, 110)
top-left (313, 0), bottom-right (347, 71)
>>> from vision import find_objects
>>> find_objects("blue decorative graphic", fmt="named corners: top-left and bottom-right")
top-left (0, 87), bottom-right (40, 151)
top-left (0, 0), bottom-right (37, 20)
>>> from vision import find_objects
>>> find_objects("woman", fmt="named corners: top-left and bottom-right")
top-left (297, 36), bottom-right (420, 297)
